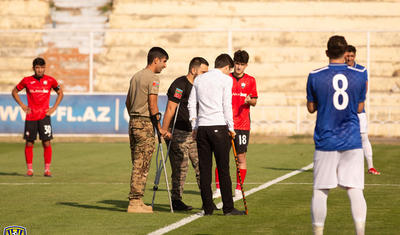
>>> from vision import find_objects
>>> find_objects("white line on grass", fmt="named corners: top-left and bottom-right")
top-left (147, 163), bottom-right (314, 235)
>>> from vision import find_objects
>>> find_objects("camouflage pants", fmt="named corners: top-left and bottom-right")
top-left (169, 128), bottom-right (200, 200)
top-left (128, 117), bottom-right (155, 200)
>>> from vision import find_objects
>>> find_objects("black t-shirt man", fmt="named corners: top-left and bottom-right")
top-left (166, 76), bottom-right (193, 132)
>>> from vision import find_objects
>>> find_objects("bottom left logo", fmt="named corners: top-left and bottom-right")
top-left (3, 226), bottom-right (27, 235)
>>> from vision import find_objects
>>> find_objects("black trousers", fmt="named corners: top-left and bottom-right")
top-left (196, 125), bottom-right (233, 214)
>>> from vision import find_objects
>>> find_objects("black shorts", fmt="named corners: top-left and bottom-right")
top-left (24, 116), bottom-right (53, 142)
top-left (233, 130), bottom-right (250, 154)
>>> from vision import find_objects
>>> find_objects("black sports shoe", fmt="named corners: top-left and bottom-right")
top-left (224, 208), bottom-right (246, 216)
top-left (172, 200), bottom-right (193, 211)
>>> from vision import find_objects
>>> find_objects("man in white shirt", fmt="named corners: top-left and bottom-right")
top-left (188, 54), bottom-right (245, 216)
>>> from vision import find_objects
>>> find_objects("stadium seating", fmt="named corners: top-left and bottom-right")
top-left (1, 0), bottom-right (399, 135)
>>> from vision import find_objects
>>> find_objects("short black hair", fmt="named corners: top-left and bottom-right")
top-left (147, 47), bottom-right (169, 65)
top-left (233, 50), bottom-right (249, 64)
top-left (33, 57), bottom-right (46, 67)
top-left (188, 57), bottom-right (209, 72)
top-left (214, 54), bottom-right (234, 69)
top-left (326, 35), bottom-right (348, 59)
top-left (345, 45), bottom-right (357, 53)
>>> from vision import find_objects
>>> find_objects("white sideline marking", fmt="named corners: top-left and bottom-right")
top-left (147, 163), bottom-right (314, 235)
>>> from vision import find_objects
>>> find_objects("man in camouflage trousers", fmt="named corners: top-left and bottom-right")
top-left (125, 47), bottom-right (169, 213)
top-left (161, 57), bottom-right (208, 211)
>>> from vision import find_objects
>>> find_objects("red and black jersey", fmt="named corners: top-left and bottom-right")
top-left (230, 73), bottom-right (258, 130)
top-left (16, 75), bottom-right (59, 121)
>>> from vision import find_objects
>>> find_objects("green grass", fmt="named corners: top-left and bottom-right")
top-left (0, 142), bottom-right (399, 234)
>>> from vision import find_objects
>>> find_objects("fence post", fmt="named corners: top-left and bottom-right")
top-left (366, 31), bottom-right (371, 122)
top-left (228, 29), bottom-right (233, 55)
top-left (89, 31), bottom-right (94, 94)
top-left (296, 104), bottom-right (300, 134)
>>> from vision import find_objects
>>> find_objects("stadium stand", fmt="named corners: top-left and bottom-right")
top-left (1, 0), bottom-right (400, 135)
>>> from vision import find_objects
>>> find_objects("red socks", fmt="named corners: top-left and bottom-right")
top-left (25, 145), bottom-right (33, 170)
top-left (215, 168), bottom-right (220, 189)
top-left (44, 145), bottom-right (52, 171)
top-left (215, 168), bottom-right (247, 190)
top-left (236, 169), bottom-right (247, 190)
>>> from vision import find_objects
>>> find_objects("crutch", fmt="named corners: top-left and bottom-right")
top-left (231, 137), bottom-right (249, 215)
top-left (151, 103), bottom-right (180, 211)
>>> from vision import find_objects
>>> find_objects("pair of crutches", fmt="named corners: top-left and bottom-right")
top-left (151, 103), bottom-right (180, 213)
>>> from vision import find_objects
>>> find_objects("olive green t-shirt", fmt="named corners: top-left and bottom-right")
top-left (125, 68), bottom-right (160, 117)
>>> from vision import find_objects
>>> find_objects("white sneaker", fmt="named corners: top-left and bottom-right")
top-left (212, 188), bottom-right (221, 199)
top-left (234, 189), bottom-right (243, 199)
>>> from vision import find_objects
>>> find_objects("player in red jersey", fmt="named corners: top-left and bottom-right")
top-left (213, 50), bottom-right (258, 199)
top-left (12, 57), bottom-right (64, 177)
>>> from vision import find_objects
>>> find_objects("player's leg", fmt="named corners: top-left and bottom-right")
top-left (24, 119), bottom-right (38, 176)
top-left (212, 167), bottom-right (221, 198)
top-left (38, 116), bottom-right (53, 176)
top-left (338, 149), bottom-right (366, 235)
top-left (169, 129), bottom-right (192, 211)
top-left (234, 130), bottom-right (249, 198)
top-left (358, 113), bottom-right (379, 175)
top-left (311, 150), bottom-right (340, 234)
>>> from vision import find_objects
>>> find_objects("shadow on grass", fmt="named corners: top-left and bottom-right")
top-left (262, 167), bottom-right (312, 173)
top-left (0, 172), bottom-right (25, 176)
top-left (58, 200), bottom-right (174, 213)
top-left (57, 201), bottom-right (126, 212)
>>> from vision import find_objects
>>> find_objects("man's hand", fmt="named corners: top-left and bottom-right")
top-left (229, 130), bottom-right (236, 139)
top-left (192, 129), bottom-right (197, 140)
top-left (22, 104), bottom-right (31, 114)
top-left (245, 95), bottom-right (251, 105)
top-left (46, 107), bottom-right (56, 116)
top-left (163, 131), bottom-right (172, 140)
top-left (159, 128), bottom-right (167, 137)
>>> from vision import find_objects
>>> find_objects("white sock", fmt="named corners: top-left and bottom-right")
top-left (313, 225), bottom-right (324, 235)
top-left (311, 189), bottom-right (329, 228)
top-left (361, 133), bottom-right (373, 169)
top-left (347, 188), bottom-right (367, 235)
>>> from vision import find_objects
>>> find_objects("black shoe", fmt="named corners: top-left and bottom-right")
top-left (172, 200), bottom-right (193, 211)
top-left (224, 208), bottom-right (246, 216)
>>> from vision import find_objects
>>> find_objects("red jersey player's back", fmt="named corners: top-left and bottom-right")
top-left (230, 73), bottom-right (258, 130)
top-left (16, 75), bottom-right (59, 121)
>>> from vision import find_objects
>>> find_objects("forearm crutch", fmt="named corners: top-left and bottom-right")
top-left (150, 103), bottom-right (180, 211)
top-left (231, 137), bottom-right (249, 215)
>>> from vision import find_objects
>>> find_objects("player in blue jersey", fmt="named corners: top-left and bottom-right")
top-left (307, 36), bottom-right (367, 235)
top-left (345, 45), bottom-right (380, 175)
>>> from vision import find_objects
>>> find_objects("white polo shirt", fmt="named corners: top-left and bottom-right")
top-left (188, 68), bottom-right (234, 131)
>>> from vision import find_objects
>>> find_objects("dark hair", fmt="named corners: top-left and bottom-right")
top-left (214, 54), bottom-right (234, 69)
top-left (147, 47), bottom-right (169, 65)
top-left (345, 45), bottom-right (357, 53)
top-left (233, 50), bottom-right (249, 63)
top-left (32, 57), bottom-right (46, 67)
top-left (326, 35), bottom-right (347, 59)
top-left (188, 57), bottom-right (209, 72)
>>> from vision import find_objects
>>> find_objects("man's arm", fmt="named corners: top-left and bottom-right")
top-left (11, 87), bottom-right (30, 113)
top-left (245, 96), bottom-right (257, 106)
top-left (307, 101), bottom-right (317, 113)
top-left (149, 94), bottom-right (166, 136)
top-left (223, 80), bottom-right (235, 138)
top-left (188, 84), bottom-right (198, 139)
top-left (358, 102), bottom-right (365, 113)
top-left (46, 87), bottom-right (64, 115)
top-left (161, 100), bottom-right (178, 139)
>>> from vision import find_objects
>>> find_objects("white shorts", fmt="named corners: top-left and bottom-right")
top-left (313, 149), bottom-right (364, 190)
top-left (358, 112), bottom-right (368, 133)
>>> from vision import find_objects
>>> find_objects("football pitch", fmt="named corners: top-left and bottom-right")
top-left (0, 141), bottom-right (399, 234)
